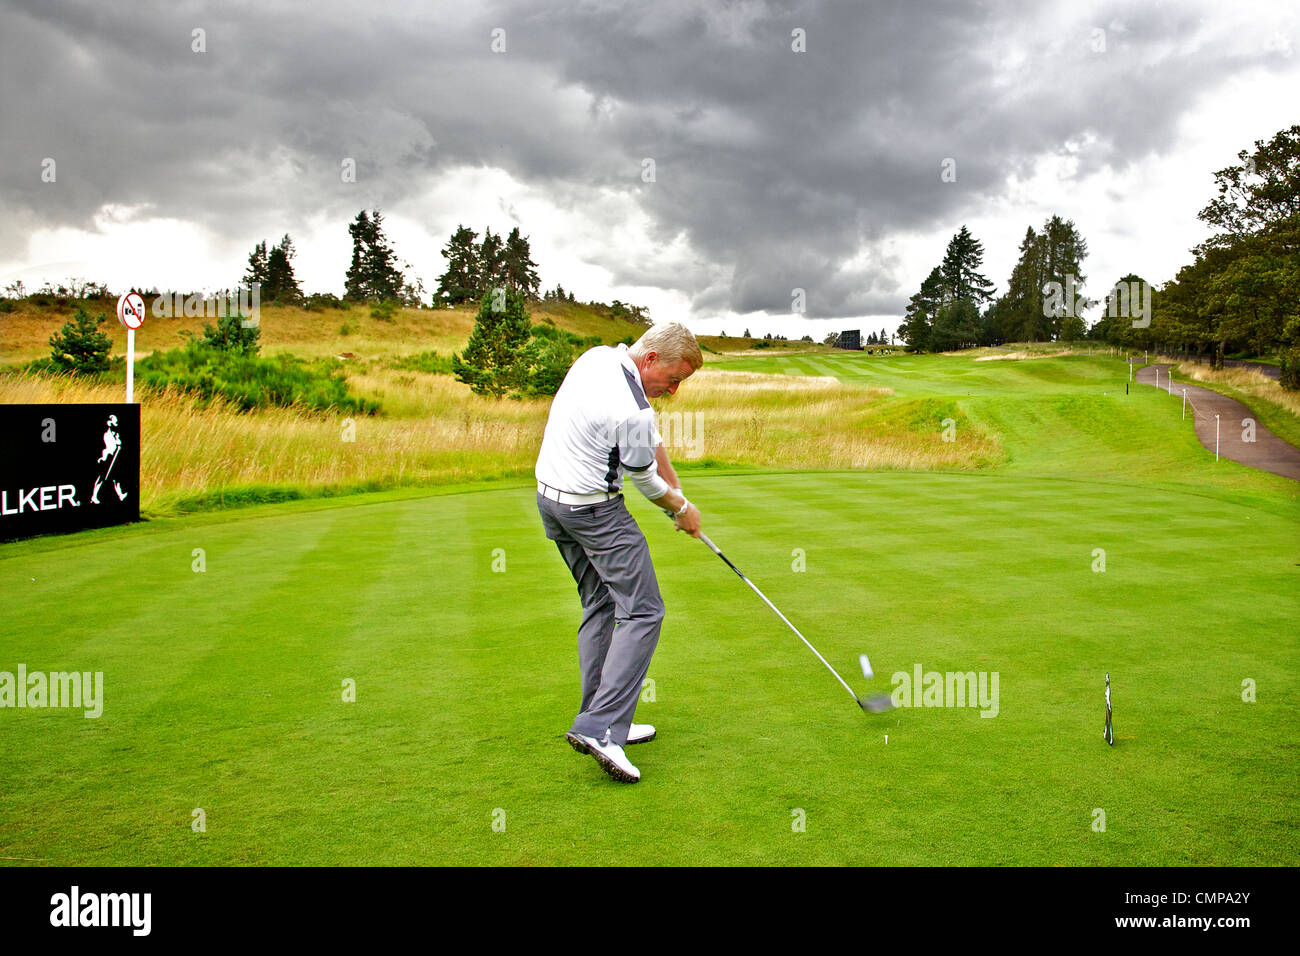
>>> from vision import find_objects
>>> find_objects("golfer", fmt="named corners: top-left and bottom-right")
top-left (536, 322), bottom-right (703, 783)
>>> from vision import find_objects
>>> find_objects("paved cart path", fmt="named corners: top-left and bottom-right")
top-left (1137, 364), bottom-right (1300, 482)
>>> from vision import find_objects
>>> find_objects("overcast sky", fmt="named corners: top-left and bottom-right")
top-left (1, 0), bottom-right (1296, 339)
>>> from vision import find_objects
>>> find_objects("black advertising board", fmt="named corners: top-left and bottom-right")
top-left (0, 404), bottom-right (140, 541)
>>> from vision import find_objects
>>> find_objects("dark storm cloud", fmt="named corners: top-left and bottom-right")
top-left (1, 0), bottom-right (1290, 315)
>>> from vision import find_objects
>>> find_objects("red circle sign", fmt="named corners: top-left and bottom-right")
top-left (117, 291), bottom-right (146, 330)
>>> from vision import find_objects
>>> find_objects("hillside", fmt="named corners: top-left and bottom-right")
top-left (0, 297), bottom-right (642, 366)
top-left (0, 295), bottom-right (835, 366)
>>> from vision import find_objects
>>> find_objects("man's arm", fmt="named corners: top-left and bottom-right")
top-left (655, 443), bottom-right (680, 492)
top-left (650, 442), bottom-right (699, 535)
top-left (620, 417), bottom-right (700, 536)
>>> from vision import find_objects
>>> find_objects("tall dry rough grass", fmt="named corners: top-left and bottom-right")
top-left (1165, 359), bottom-right (1300, 418)
top-left (1, 365), bottom-right (1000, 514)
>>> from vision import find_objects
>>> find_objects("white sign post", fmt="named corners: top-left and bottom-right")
top-left (1182, 389), bottom-right (1187, 420)
top-left (116, 291), bottom-right (145, 403)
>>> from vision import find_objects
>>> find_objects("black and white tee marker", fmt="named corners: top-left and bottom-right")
top-left (1103, 672), bottom-right (1114, 746)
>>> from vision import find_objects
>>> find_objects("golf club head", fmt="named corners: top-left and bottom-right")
top-left (858, 693), bottom-right (895, 714)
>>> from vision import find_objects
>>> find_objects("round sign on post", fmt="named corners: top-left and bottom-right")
top-left (117, 291), bottom-right (145, 330)
top-left (116, 291), bottom-right (145, 403)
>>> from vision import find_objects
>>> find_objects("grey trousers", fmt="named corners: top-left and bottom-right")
top-left (538, 492), bottom-right (665, 747)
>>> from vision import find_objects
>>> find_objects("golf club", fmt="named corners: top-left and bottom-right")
top-left (666, 511), bottom-right (892, 714)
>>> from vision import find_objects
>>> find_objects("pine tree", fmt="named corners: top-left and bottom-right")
top-left (997, 227), bottom-right (1050, 342)
top-left (437, 225), bottom-right (481, 304)
top-left (478, 228), bottom-right (505, 298)
top-left (931, 299), bottom-right (981, 351)
top-left (344, 211), bottom-right (371, 302)
top-left (243, 241), bottom-right (269, 291)
top-left (1041, 215), bottom-right (1089, 338)
top-left (263, 235), bottom-right (302, 304)
top-left (345, 210), bottom-right (404, 302)
top-left (899, 267), bottom-right (944, 352)
top-left (364, 211), bottom-right (404, 301)
top-left (48, 306), bottom-right (112, 374)
top-left (501, 226), bottom-right (540, 298)
top-left (451, 289), bottom-right (533, 397)
top-left (940, 226), bottom-right (996, 305)
top-left (200, 312), bottom-right (261, 354)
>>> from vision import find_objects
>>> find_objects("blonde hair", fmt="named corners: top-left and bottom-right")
top-left (629, 321), bottom-right (703, 370)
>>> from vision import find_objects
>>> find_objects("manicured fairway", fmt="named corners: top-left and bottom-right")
top-left (713, 350), bottom-right (1300, 490)
top-left (1, 467), bottom-right (1296, 865)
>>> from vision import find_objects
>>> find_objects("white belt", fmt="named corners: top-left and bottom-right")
top-left (537, 481), bottom-right (619, 505)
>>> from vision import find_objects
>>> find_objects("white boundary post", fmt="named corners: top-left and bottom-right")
top-left (116, 291), bottom-right (145, 404)
top-left (126, 329), bottom-right (135, 403)
top-left (1215, 414), bottom-right (1220, 461)
top-left (1182, 389), bottom-right (1186, 420)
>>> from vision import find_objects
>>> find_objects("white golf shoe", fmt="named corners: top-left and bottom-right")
top-left (565, 731), bottom-right (640, 783)
top-left (626, 722), bottom-right (656, 745)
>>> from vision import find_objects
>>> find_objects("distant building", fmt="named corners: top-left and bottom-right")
top-left (835, 330), bottom-right (861, 350)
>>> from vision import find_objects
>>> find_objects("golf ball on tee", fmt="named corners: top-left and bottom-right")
top-left (859, 654), bottom-right (873, 679)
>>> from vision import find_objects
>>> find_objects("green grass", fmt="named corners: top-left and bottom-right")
top-left (1, 470), bottom-right (1295, 865)
top-left (1, 349), bottom-right (1296, 865)
top-left (711, 351), bottom-right (1297, 494)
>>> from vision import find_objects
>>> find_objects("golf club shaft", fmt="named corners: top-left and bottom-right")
top-left (687, 523), bottom-right (861, 703)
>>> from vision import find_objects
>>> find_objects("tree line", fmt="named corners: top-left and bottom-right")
top-left (222, 212), bottom-right (543, 309)
top-left (1099, 124), bottom-right (1299, 387)
top-left (897, 123), bottom-right (1299, 389)
top-left (898, 218), bottom-right (1089, 352)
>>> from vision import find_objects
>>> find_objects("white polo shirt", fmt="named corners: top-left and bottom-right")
top-left (536, 344), bottom-right (670, 500)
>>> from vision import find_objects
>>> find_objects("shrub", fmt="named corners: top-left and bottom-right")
top-left (200, 312), bottom-right (261, 355)
top-left (1280, 347), bottom-right (1300, 391)
top-left (516, 325), bottom-right (602, 397)
top-left (138, 342), bottom-right (379, 414)
top-left (370, 299), bottom-right (398, 321)
top-left (391, 351), bottom-right (455, 376)
top-left (452, 290), bottom-right (532, 397)
top-left (305, 292), bottom-right (346, 312)
top-left (48, 306), bottom-right (113, 374)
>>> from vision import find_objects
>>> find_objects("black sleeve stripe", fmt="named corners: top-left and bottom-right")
top-left (605, 445), bottom-right (620, 490)
top-left (621, 366), bottom-right (651, 410)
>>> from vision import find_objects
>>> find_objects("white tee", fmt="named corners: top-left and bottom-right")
top-left (535, 344), bottom-right (669, 500)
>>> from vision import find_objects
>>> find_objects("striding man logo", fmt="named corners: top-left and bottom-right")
top-left (91, 414), bottom-right (128, 505)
